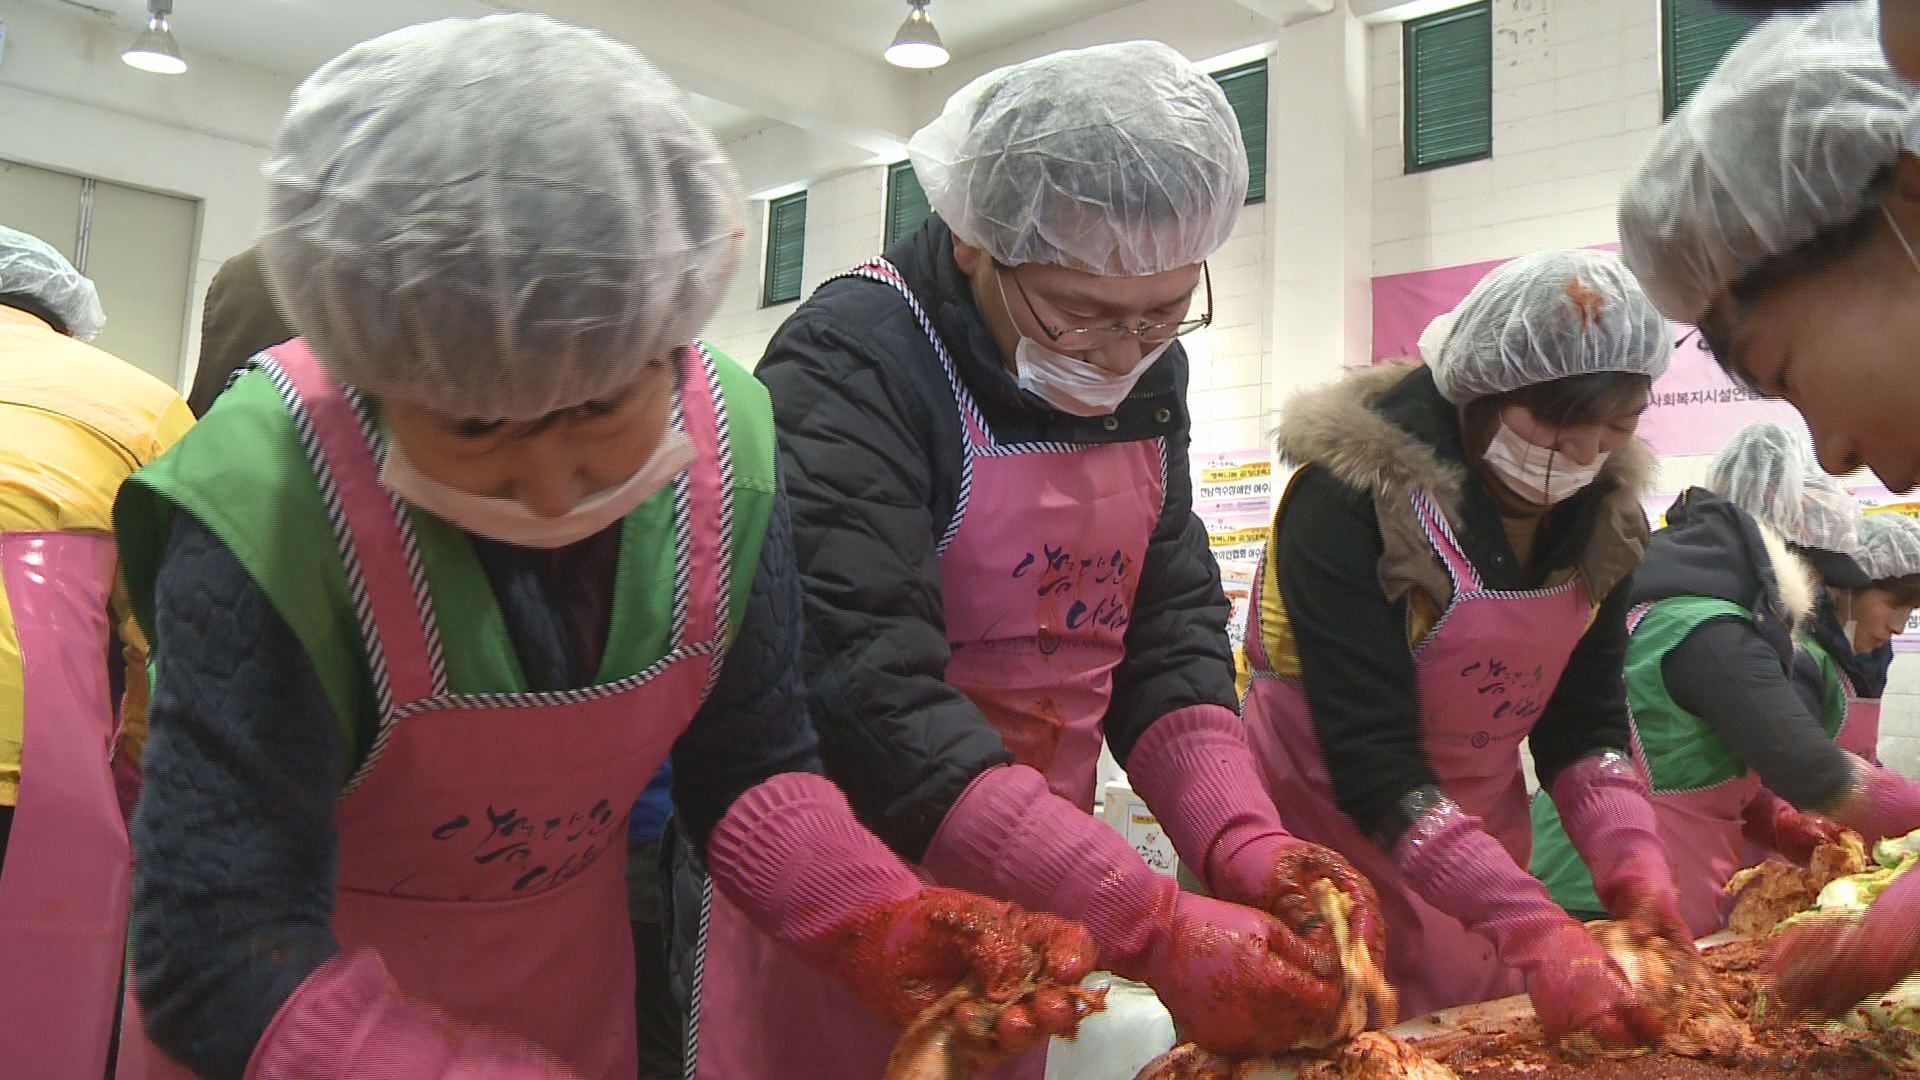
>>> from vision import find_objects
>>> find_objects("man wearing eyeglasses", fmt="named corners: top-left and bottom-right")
top-left (685, 41), bottom-right (1384, 1080)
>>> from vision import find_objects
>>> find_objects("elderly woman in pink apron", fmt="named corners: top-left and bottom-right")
top-left (1241, 250), bottom-right (1686, 1048)
top-left (0, 227), bottom-right (193, 1078)
top-left (109, 17), bottom-right (1095, 1080)
top-left (689, 41), bottom-right (1386, 1079)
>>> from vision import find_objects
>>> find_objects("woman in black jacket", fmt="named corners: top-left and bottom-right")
top-left (1242, 251), bottom-right (1681, 1046)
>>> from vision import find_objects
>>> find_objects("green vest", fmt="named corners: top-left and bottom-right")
top-left (1531, 596), bottom-right (1846, 915)
top-left (1796, 632), bottom-right (1852, 729)
top-left (115, 346), bottom-right (776, 769)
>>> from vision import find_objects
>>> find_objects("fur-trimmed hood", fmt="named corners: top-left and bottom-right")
top-left (1276, 362), bottom-right (1656, 523)
top-left (1273, 363), bottom-right (1656, 607)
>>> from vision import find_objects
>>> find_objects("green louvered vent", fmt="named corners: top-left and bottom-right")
top-left (885, 161), bottom-right (932, 248)
top-left (1214, 60), bottom-right (1269, 204)
top-left (762, 191), bottom-right (807, 307)
top-left (1405, 3), bottom-right (1493, 174)
top-left (1663, 0), bottom-right (1760, 117)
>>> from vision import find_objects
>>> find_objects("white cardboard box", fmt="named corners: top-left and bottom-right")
top-left (1099, 780), bottom-right (1181, 878)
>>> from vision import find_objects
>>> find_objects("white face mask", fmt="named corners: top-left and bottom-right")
top-left (1844, 620), bottom-right (1862, 651)
top-left (1014, 336), bottom-right (1172, 417)
top-left (1481, 422), bottom-right (1608, 506)
top-left (380, 430), bottom-right (695, 549)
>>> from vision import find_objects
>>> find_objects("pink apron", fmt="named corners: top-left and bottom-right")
top-left (1836, 671), bottom-right (1881, 762)
top-left (1620, 600), bottom-right (1765, 940)
top-left (1243, 490), bottom-right (1592, 1018)
top-left (0, 531), bottom-right (129, 1079)
top-left (117, 339), bottom-right (733, 1080)
top-left (691, 258), bottom-right (1164, 1079)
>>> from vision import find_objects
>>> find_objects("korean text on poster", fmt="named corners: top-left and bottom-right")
top-left (1193, 450), bottom-right (1277, 653)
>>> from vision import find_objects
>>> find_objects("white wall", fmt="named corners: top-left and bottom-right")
top-left (0, 0), bottom-right (292, 394)
top-left (1369, 0), bottom-right (1662, 277)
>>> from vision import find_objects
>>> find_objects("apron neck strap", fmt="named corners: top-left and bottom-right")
top-left (1410, 489), bottom-right (1485, 596)
top-left (836, 258), bottom-right (992, 448)
top-left (675, 344), bottom-right (730, 677)
top-left (1243, 552), bottom-right (1277, 674)
top-left (257, 341), bottom-right (446, 711)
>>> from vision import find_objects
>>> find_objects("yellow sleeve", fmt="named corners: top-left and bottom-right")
top-left (147, 394), bottom-right (195, 460)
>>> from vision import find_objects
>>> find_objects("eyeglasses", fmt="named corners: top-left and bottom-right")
top-left (995, 262), bottom-right (1213, 350)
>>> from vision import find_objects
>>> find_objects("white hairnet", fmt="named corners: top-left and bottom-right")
top-left (259, 13), bottom-right (744, 421)
top-left (907, 41), bottom-right (1247, 277)
top-left (1706, 420), bottom-right (1861, 551)
top-left (1427, 250), bottom-right (1672, 404)
top-left (0, 226), bottom-right (105, 341)
top-left (1856, 512), bottom-right (1920, 581)
top-left (1619, 0), bottom-right (1920, 322)
top-left (1416, 310), bottom-right (1458, 365)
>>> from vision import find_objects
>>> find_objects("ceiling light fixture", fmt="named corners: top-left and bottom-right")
top-left (884, 1), bottom-right (948, 70)
top-left (123, 0), bottom-right (187, 75)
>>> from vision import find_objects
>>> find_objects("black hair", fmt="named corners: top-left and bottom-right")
top-left (0, 292), bottom-right (72, 336)
top-left (1697, 163), bottom-right (1898, 386)
top-left (1462, 370), bottom-right (1654, 438)
top-left (1872, 573), bottom-right (1920, 608)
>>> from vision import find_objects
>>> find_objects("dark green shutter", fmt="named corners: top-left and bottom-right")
top-left (1662, 0), bottom-right (1759, 117)
top-left (762, 191), bottom-right (806, 307)
top-left (1213, 60), bottom-right (1268, 205)
top-left (1404, 2), bottom-right (1493, 173)
top-left (885, 161), bottom-right (932, 248)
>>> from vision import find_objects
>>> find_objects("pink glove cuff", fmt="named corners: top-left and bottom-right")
top-left (247, 951), bottom-right (394, 1080)
top-left (705, 772), bottom-right (922, 949)
top-left (924, 764), bottom-right (1173, 967)
top-left (1834, 760), bottom-right (1920, 843)
top-left (244, 951), bottom-right (571, 1080)
top-left (1124, 704), bottom-right (1297, 896)
top-left (1548, 752), bottom-right (1676, 907)
top-left (1392, 798), bottom-right (1571, 969)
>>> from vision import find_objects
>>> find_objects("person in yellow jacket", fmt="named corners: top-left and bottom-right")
top-left (0, 224), bottom-right (192, 1077)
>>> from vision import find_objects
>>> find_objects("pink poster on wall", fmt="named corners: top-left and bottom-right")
top-left (1370, 249), bottom-right (1803, 457)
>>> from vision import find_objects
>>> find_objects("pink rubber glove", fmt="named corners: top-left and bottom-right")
top-left (1742, 789), bottom-right (1851, 865)
top-left (924, 764), bottom-right (1344, 1054)
top-left (1829, 756), bottom-right (1920, 843)
top-left (705, 773), bottom-right (1097, 1056)
top-left (1395, 796), bottom-right (1661, 1049)
top-left (1767, 869), bottom-right (1920, 1018)
top-left (1550, 753), bottom-right (1688, 947)
top-left (245, 951), bottom-right (580, 1079)
top-left (1126, 705), bottom-right (1386, 960)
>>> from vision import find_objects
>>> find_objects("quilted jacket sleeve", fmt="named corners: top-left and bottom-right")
top-left (756, 312), bottom-right (1015, 862)
top-left (670, 482), bottom-right (825, 854)
top-left (131, 513), bottom-right (345, 1080)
